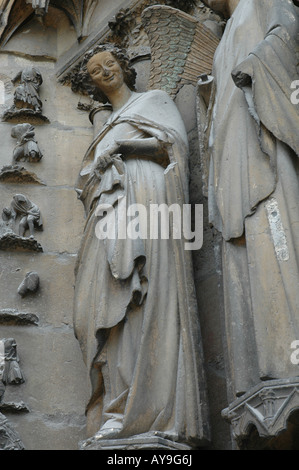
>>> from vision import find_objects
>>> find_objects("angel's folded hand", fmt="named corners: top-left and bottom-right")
top-left (94, 152), bottom-right (113, 173)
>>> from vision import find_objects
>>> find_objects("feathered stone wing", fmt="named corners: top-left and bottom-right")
top-left (141, 5), bottom-right (219, 98)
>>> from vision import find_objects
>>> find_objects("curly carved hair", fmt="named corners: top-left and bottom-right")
top-left (79, 43), bottom-right (137, 103)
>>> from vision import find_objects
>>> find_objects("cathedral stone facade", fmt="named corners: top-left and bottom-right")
top-left (0, 0), bottom-right (298, 451)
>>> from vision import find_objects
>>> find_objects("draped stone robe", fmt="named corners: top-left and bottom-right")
top-left (74, 89), bottom-right (209, 445)
top-left (207, 0), bottom-right (299, 397)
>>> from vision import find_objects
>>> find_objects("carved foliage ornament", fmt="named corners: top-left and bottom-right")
top-left (0, 338), bottom-right (24, 386)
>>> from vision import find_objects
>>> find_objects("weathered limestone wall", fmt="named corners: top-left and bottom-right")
top-left (175, 84), bottom-right (231, 450)
top-left (0, 10), bottom-right (92, 450)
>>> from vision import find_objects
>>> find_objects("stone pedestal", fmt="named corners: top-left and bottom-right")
top-left (222, 377), bottom-right (299, 449)
top-left (79, 432), bottom-right (193, 451)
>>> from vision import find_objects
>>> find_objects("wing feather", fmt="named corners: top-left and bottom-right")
top-left (142, 5), bottom-right (219, 97)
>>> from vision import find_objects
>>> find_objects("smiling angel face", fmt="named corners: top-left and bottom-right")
top-left (87, 51), bottom-right (125, 95)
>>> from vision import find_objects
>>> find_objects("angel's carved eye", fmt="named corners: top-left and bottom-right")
top-left (91, 68), bottom-right (102, 75)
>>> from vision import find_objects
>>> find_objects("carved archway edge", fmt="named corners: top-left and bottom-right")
top-left (0, 0), bottom-right (96, 46)
top-left (222, 378), bottom-right (299, 444)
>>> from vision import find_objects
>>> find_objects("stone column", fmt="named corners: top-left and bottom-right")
top-left (89, 104), bottom-right (112, 137)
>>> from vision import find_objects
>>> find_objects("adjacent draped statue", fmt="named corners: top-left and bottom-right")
top-left (74, 44), bottom-right (209, 446)
top-left (201, 0), bottom-right (299, 397)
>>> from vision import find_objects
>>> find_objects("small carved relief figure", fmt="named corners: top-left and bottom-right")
top-left (0, 124), bottom-right (45, 180)
top-left (0, 339), bottom-right (24, 386)
top-left (11, 123), bottom-right (42, 164)
top-left (0, 339), bottom-right (25, 450)
top-left (0, 196), bottom-right (43, 251)
top-left (9, 194), bottom-right (43, 238)
top-left (17, 271), bottom-right (40, 297)
top-left (12, 67), bottom-right (43, 114)
top-left (2, 67), bottom-right (49, 122)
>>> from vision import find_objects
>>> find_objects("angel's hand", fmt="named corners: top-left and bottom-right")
top-left (94, 152), bottom-right (114, 174)
top-left (93, 140), bottom-right (120, 172)
top-left (106, 141), bottom-right (121, 157)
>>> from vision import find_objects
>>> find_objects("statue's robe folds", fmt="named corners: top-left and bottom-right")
top-left (207, 0), bottom-right (299, 397)
top-left (74, 90), bottom-right (209, 445)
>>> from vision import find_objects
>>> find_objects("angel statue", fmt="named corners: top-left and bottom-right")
top-left (198, 0), bottom-right (299, 399)
top-left (73, 6), bottom-right (220, 449)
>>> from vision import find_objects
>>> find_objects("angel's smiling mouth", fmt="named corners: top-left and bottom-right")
top-left (104, 74), bottom-right (115, 82)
